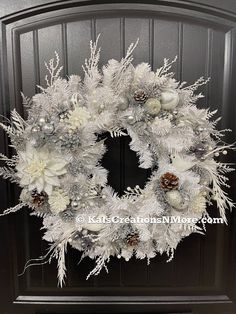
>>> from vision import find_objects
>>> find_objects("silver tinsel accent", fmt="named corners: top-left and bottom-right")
top-left (133, 121), bottom-right (150, 136)
top-left (56, 130), bottom-right (81, 149)
top-left (67, 159), bottom-right (84, 176)
top-left (60, 208), bottom-right (77, 221)
top-left (71, 231), bottom-right (96, 250)
top-left (158, 110), bottom-right (173, 120)
top-left (190, 143), bottom-right (208, 158)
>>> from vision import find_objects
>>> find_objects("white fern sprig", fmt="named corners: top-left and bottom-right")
top-left (109, 127), bottom-right (127, 138)
top-left (0, 154), bottom-right (18, 167)
top-left (198, 160), bottom-right (235, 222)
top-left (21, 92), bottom-right (32, 108)
top-left (0, 122), bottom-right (14, 137)
top-left (212, 129), bottom-right (232, 141)
top-left (86, 254), bottom-right (109, 280)
top-left (30, 211), bottom-right (50, 218)
top-left (156, 56), bottom-right (177, 77)
top-left (183, 76), bottom-right (210, 93)
top-left (11, 109), bottom-right (27, 134)
top-left (0, 166), bottom-right (17, 183)
top-left (0, 109), bottom-right (27, 138)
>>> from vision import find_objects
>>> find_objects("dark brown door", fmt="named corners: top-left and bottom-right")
top-left (1, 1), bottom-right (236, 314)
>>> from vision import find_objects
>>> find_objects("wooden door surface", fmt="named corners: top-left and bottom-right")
top-left (0, 1), bottom-right (236, 314)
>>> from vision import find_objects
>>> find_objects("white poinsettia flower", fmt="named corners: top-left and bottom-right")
top-left (16, 144), bottom-right (68, 195)
top-left (151, 116), bottom-right (172, 136)
top-left (67, 105), bottom-right (91, 129)
top-left (48, 188), bottom-right (70, 214)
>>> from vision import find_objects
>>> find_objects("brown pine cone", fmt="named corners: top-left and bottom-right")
top-left (126, 233), bottom-right (140, 246)
top-left (134, 89), bottom-right (148, 103)
top-left (160, 172), bottom-right (179, 190)
top-left (31, 190), bottom-right (47, 207)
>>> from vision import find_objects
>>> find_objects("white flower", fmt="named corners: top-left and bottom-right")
top-left (151, 117), bottom-right (172, 136)
top-left (67, 106), bottom-right (91, 129)
top-left (48, 188), bottom-right (70, 214)
top-left (16, 144), bottom-right (68, 195)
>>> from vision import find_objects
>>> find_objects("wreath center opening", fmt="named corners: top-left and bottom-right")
top-left (100, 133), bottom-right (151, 196)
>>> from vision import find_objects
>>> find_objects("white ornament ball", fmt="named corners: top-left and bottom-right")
top-left (127, 115), bottom-right (135, 124)
top-left (165, 190), bottom-right (183, 211)
top-left (144, 98), bottom-right (161, 116)
top-left (160, 90), bottom-right (179, 110)
top-left (38, 117), bottom-right (46, 125)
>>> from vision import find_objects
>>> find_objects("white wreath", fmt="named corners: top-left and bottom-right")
top-left (0, 36), bottom-right (234, 286)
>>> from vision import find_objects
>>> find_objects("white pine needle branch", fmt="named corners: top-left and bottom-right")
top-left (0, 202), bottom-right (26, 216)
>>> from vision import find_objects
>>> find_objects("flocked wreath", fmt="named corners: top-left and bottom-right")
top-left (0, 37), bottom-right (235, 286)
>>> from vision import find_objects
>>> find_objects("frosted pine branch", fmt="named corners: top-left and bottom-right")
top-left (156, 56), bottom-right (177, 77)
top-left (44, 51), bottom-right (63, 86)
top-left (0, 202), bottom-right (26, 216)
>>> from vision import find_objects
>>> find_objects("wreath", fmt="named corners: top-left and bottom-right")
top-left (0, 37), bottom-right (235, 286)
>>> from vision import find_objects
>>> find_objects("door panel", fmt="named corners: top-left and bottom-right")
top-left (0, 1), bottom-right (236, 314)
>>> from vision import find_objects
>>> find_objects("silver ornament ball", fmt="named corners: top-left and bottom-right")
top-left (127, 115), bottom-right (135, 124)
top-left (31, 125), bottom-right (41, 133)
top-left (71, 201), bottom-right (79, 208)
top-left (42, 123), bottom-right (54, 135)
